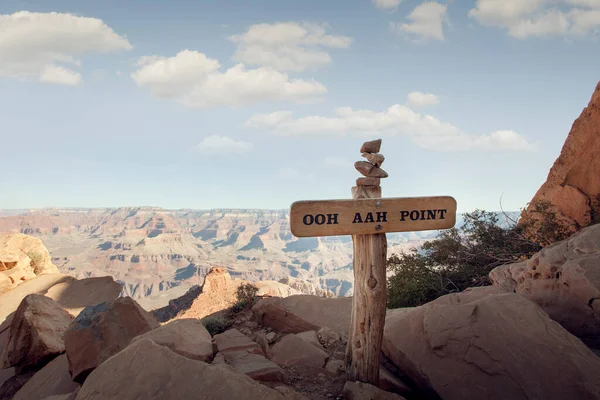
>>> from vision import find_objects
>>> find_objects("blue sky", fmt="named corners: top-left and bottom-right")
top-left (1, 0), bottom-right (599, 212)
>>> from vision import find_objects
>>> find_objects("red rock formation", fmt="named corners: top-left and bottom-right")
top-left (522, 81), bottom-right (600, 230)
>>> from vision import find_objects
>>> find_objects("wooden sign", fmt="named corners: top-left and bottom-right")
top-left (290, 196), bottom-right (457, 237)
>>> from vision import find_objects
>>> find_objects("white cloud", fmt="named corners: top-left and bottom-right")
top-left (229, 22), bottom-right (352, 72)
top-left (195, 135), bottom-right (254, 155)
top-left (469, 0), bottom-right (600, 38)
top-left (391, 2), bottom-right (448, 41)
top-left (0, 11), bottom-right (131, 85)
top-left (39, 65), bottom-right (82, 86)
top-left (246, 104), bottom-right (535, 152)
top-left (407, 91), bottom-right (439, 106)
top-left (131, 50), bottom-right (327, 108)
top-left (373, 0), bottom-right (403, 9)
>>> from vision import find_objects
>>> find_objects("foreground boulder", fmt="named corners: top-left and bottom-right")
top-left (2, 294), bottom-right (73, 372)
top-left (383, 290), bottom-right (600, 400)
top-left (219, 350), bottom-right (284, 382)
top-left (520, 81), bottom-right (600, 231)
top-left (13, 355), bottom-right (79, 400)
top-left (270, 334), bottom-right (329, 368)
top-left (490, 223), bottom-right (600, 347)
top-left (64, 297), bottom-right (159, 383)
top-left (76, 339), bottom-right (287, 400)
top-left (131, 318), bottom-right (213, 362)
top-left (252, 295), bottom-right (352, 337)
top-left (44, 277), bottom-right (122, 317)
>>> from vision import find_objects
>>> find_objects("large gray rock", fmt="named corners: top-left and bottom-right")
top-left (2, 294), bottom-right (73, 372)
top-left (64, 297), bottom-right (159, 383)
top-left (252, 295), bottom-right (352, 337)
top-left (220, 350), bottom-right (284, 382)
top-left (131, 318), bottom-right (213, 362)
top-left (213, 329), bottom-right (263, 355)
top-left (490, 223), bottom-right (600, 347)
top-left (270, 334), bottom-right (329, 368)
top-left (75, 339), bottom-right (287, 400)
top-left (383, 290), bottom-right (600, 400)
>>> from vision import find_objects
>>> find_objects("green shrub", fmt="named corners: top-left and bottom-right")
top-left (387, 209), bottom-right (545, 309)
top-left (27, 251), bottom-right (44, 270)
top-left (236, 283), bottom-right (259, 307)
top-left (201, 316), bottom-right (232, 336)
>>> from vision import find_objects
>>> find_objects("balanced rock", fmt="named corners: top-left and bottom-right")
top-left (3, 294), bottom-right (73, 372)
top-left (201, 266), bottom-right (232, 293)
top-left (356, 177), bottom-right (381, 186)
top-left (360, 139), bottom-right (382, 154)
top-left (64, 296), bottom-right (159, 383)
top-left (130, 318), bottom-right (213, 362)
top-left (75, 339), bottom-right (287, 400)
top-left (355, 161), bottom-right (388, 178)
top-left (490, 223), bottom-right (600, 347)
top-left (13, 355), bottom-right (79, 400)
top-left (45, 277), bottom-right (122, 317)
top-left (269, 334), bottom-right (329, 368)
top-left (362, 152), bottom-right (385, 167)
top-left (382, 291), bottom-right (600, 400)
top-left (213, 329), bottom-right (263, 355)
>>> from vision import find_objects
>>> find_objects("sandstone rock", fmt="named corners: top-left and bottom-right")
top-left (325, 359), bottom-right (344, 375)
top-left (521, 81), bottom-right (600, 230)
top-left (221, 350), bottom-right (284, 382)
top-left (45, 277), bottom-right (122, 317)
top-left (130, 318), bottom-right (213, 362)
top-left (254, 281), bottom-right (302, 297)
top-left (317, 326), bottom-right (341, 347)
top-left (0, 274), bottom-right (74, 326)
top-left (64, 297), bottom-right (159, 383)
top-left (360, 139), bottom-right (382, 154)
top-left (361, 152), bottom-right (385, 167)
top-left (356, 177), bottom-right (381, 186)
top-left (354, 162), bottom-right (388, 178)
top-left (252, 295), bottom-right (352, 337)
top-left (273, 386), bottom-right (310, 400)
top-left (490, 223), bottom-right (600, 347)
top-left (213, 329), bottom-right (263, 355)
top-left (201, 267), bottom-right (232, 293)
top-left (266, 332), bottom-right (277, 343)
top-left (13, 355), bottom-right (79, 400)
top-left (75, 339), bottom-right (286, 400)
top-left (344, 381), bottom-right (405, 400)
top-left (252, 330), bottom-right (270, 355)
top-left (0, 233), bottom-right (59, 276)
top-left (0, 273), bottom-right (12, 295)
top-left (3, 294), bottom-right (73, 372)
top-left (270, 334), bottom-right (329, 368)
top-left (382, 291), bottom-right (600, 400)
top-left (1, 267), bottom-right (35, 289)
top-left (0, 367), bottom-right (15, 387)
top-left (45, 393), bottom-right (77, 400)
top-left (296, 330), bottom-right (325, 351)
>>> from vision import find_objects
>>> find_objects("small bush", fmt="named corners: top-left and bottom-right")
top-left (201, 316), bottom-right (232, 336)
top-left (520, 200), bottom-right (574, 246)
top-left (236, 283), bottom-right (259, 307)
top-left (27, 251), bottom-right (44, 269)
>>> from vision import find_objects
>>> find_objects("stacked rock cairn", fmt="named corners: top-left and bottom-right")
top-left (354, 138), bottom-right (387, 186)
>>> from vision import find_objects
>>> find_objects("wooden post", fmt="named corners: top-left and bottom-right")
top-left (345, 141), bottom-right (388, 384)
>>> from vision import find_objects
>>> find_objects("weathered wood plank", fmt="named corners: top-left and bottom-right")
top-left (290, 196), bottom-right (457, 237)
top-left (345, 185), bottom-right (387, 384)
